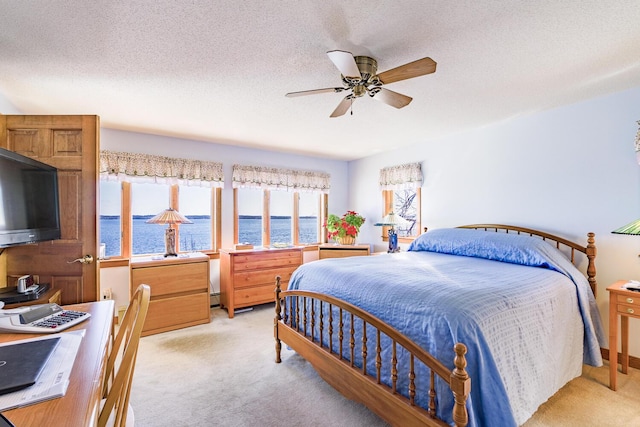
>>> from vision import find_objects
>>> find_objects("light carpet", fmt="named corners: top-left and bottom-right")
top-left (130, 304), bottom-right (639, 427)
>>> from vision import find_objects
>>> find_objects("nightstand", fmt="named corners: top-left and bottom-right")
top-left (607, 280), bottom-right (640, 390)
top-left (318, 244), bottom-right (371, 259)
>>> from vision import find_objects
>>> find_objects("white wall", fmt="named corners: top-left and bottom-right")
top-left (0, 95), bottom-right (21, 114)
top-left (351, 86), bottom-right (640, 357)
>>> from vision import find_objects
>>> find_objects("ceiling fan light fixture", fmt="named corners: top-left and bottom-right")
top-left (286, 50), bottom-right (436, 117)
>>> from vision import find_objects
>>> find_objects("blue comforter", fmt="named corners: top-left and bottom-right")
top-left (287, 228), bottom-right (604, 427)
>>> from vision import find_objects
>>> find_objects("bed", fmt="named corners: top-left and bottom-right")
top-left (273, 224), bottom-right (605, 427)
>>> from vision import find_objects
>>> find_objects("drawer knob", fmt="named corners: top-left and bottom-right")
top-left (627, 298), bottom-right (634, 304)
top-left (628, 308), bottom-right (635, 314)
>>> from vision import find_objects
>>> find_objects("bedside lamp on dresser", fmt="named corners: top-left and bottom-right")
top-left (374, 212), bottom-right (410, 253)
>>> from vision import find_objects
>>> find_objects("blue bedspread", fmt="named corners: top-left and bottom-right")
top-left (287, 228), bottom-right (604, 427)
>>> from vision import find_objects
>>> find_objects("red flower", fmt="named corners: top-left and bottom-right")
top-left (324, 211), bottom-right (365, 239)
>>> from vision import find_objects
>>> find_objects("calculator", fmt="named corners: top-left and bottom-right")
top-left (0, 304), bottom-right (91, 334)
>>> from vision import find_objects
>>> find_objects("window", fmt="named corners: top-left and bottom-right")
top-left (232, 164), bottom-right (330, 247)
top-left (99, 181), bottom-right (122, 258)
top-left (298, 191), bottom-right (320, 244)
top-left (383, 188), bottom-right (421, 238)
top-left (237, 187), bottom-right (264, 246)
top-left (235, 188), bottom-right (326, 246)
top-left (379, 162), bottom-right (422, 241)
top-left (131, 183), bottom-right (169, 255)
top-left (179, 186), bottom-right (213, 251)
top-left (98, 151), bottom-right (223, 258)
top-left (99, 183), bottom-right (221, 258)
top-left (270, 190), bottom-right (293, 245)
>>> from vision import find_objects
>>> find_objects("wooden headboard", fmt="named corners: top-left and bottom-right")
top-left (423, 224), bottom-right (597, 297)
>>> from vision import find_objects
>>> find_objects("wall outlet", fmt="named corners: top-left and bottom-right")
top-left (102, 288), bottom-right (112, 300)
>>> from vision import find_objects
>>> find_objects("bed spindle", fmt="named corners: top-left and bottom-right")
top-left (328, 303), bottom-right (333, 354)
top-left (349, 313), bottom-right (355, 368)
top-left (310, 299), bottom-right (316, 342)
top-left (274, 276), bottom-right (282, 363)
top-left (339, 309), bottom-right (344, 360)
top-left (302, 296), bottom-right (308, 335)
top-left (409, 355), bottom-right (416, 405)
top-left (375, 330), bottom-right (382, 384)
top-left (362, 321), bottom-right (368, 375)
top-left (429, 370), bottom-right (437, 417)
top-left (391, 343), bottom-right (398, 393)
top-left (319, 302), bottom-right (324, 347)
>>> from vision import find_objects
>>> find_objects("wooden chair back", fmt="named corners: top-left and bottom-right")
top-left (98, 284), bottom-right (151, 427)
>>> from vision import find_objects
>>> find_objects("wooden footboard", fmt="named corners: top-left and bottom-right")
top-left (274, 277), bottom-right (470, 427)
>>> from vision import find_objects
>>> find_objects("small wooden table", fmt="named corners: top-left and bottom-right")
top-left (608, 280), bottom-right (640, 390)
top-left (318, 243), bottom-right (371, 259)
top-left (1, 300), bottom-right (114, 426)
top-left (4, 287), bottom-right (62, 309)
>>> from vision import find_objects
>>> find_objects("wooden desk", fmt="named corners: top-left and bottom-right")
top-left (608, 280), bottom-right (640, 390)
top-left (4, 287), bottom-right (62, 309)
top-left (1, 300), bottom-right (114, 426)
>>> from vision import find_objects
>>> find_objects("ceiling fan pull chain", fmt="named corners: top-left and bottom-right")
top-left (350, 97), bottom-right (353, 116)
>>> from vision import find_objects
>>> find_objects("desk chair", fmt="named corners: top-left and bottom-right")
top-left (99, 284), bottom-right (150, 427)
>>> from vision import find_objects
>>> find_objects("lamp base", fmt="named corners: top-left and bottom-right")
top-left (164, 227), bottom-right (177, 257)
top-left (387, 229), bottom-right (399, 253)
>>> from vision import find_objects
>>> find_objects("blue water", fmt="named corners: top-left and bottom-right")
top-left (100, 215), bottom-right (318, 256)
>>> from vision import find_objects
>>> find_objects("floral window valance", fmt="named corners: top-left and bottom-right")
top-left (99, 150), bottom-right (224, 187)
top-left (232, 164), bottom-right (330, 193)
top-left (379, 162), bottom-right (423, 190)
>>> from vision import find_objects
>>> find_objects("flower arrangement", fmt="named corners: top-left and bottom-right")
top-left (324, 210), bottom-right (365, 241)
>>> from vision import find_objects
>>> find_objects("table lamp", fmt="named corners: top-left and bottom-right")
top-left (374, 212), bottom-right (410, 253)
top-left (612, 218), bottom-right (640, 236)
top-left (146, 208), bottom-right (192, 257)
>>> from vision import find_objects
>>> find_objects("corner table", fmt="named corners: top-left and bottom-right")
top-left (608, 280), bottom-right (640, 390)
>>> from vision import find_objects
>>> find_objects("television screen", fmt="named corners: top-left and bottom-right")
top-left (0, 147), bottom-right (61, 248)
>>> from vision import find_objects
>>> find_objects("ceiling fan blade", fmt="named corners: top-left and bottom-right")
top-left (377, 57), bottom-right (437, 85)
top-left (373, 88), bottom-right (412, 109)
top-left (330, 96), bottom-right (352, 118)
top-left (327, 50), bottom-right (361, 79)
top-left (286, 87), bottom-right (345, 97)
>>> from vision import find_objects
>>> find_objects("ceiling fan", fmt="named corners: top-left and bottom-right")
top-left (285, 50), bottom-right (437, 118)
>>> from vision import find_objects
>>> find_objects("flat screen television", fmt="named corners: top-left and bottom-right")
top-left (0, 147), bottom-right (61, 248)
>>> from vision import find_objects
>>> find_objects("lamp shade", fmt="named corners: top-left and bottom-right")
top-left (374, 212), bottom-right (410, 227)
top-left (145, 208), bottom-right (193, 225)
top-left (612, 218), bottom-right (640, 235)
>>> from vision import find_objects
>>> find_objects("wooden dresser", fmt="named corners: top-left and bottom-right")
top-left (318, 243), bottom-right (371, 259)
top-left (220, 247), bottom-right (303, 318)
top-left (130, 252), bottom-right (210, 336)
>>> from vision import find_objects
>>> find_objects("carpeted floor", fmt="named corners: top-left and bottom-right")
top-left (130, 304), bottom-right (640, 427)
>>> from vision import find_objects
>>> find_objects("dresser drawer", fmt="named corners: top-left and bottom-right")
top-left (132, 262), bottom-right (209, 297)
top-left (616, 293), bottom-right (640, 318)
top-left (143, 292), bottom-right (210, 335)
top-left (616, 294), bottom-right (640, 307)
top-left (234, 283), bottom-right (287, 308)
top-left (233, 266), bottom-right (297, 289)
top-left (232, 250), bottom-right (302, 271)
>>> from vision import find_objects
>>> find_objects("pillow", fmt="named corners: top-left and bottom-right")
top-left (407, 227), bottom-right (562, 269)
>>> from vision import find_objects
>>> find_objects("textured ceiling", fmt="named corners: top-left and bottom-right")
top-left (1, 1), bottom-right (640, 161)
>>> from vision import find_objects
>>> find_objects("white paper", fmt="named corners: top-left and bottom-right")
top-left (0, 329), bottom-right (85, 411)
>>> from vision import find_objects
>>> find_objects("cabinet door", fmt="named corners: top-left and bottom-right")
top-left (132, 261), bottom-right (208, 297)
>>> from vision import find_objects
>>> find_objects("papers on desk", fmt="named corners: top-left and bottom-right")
top-left (0, 330), bottom-right (84, 411)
